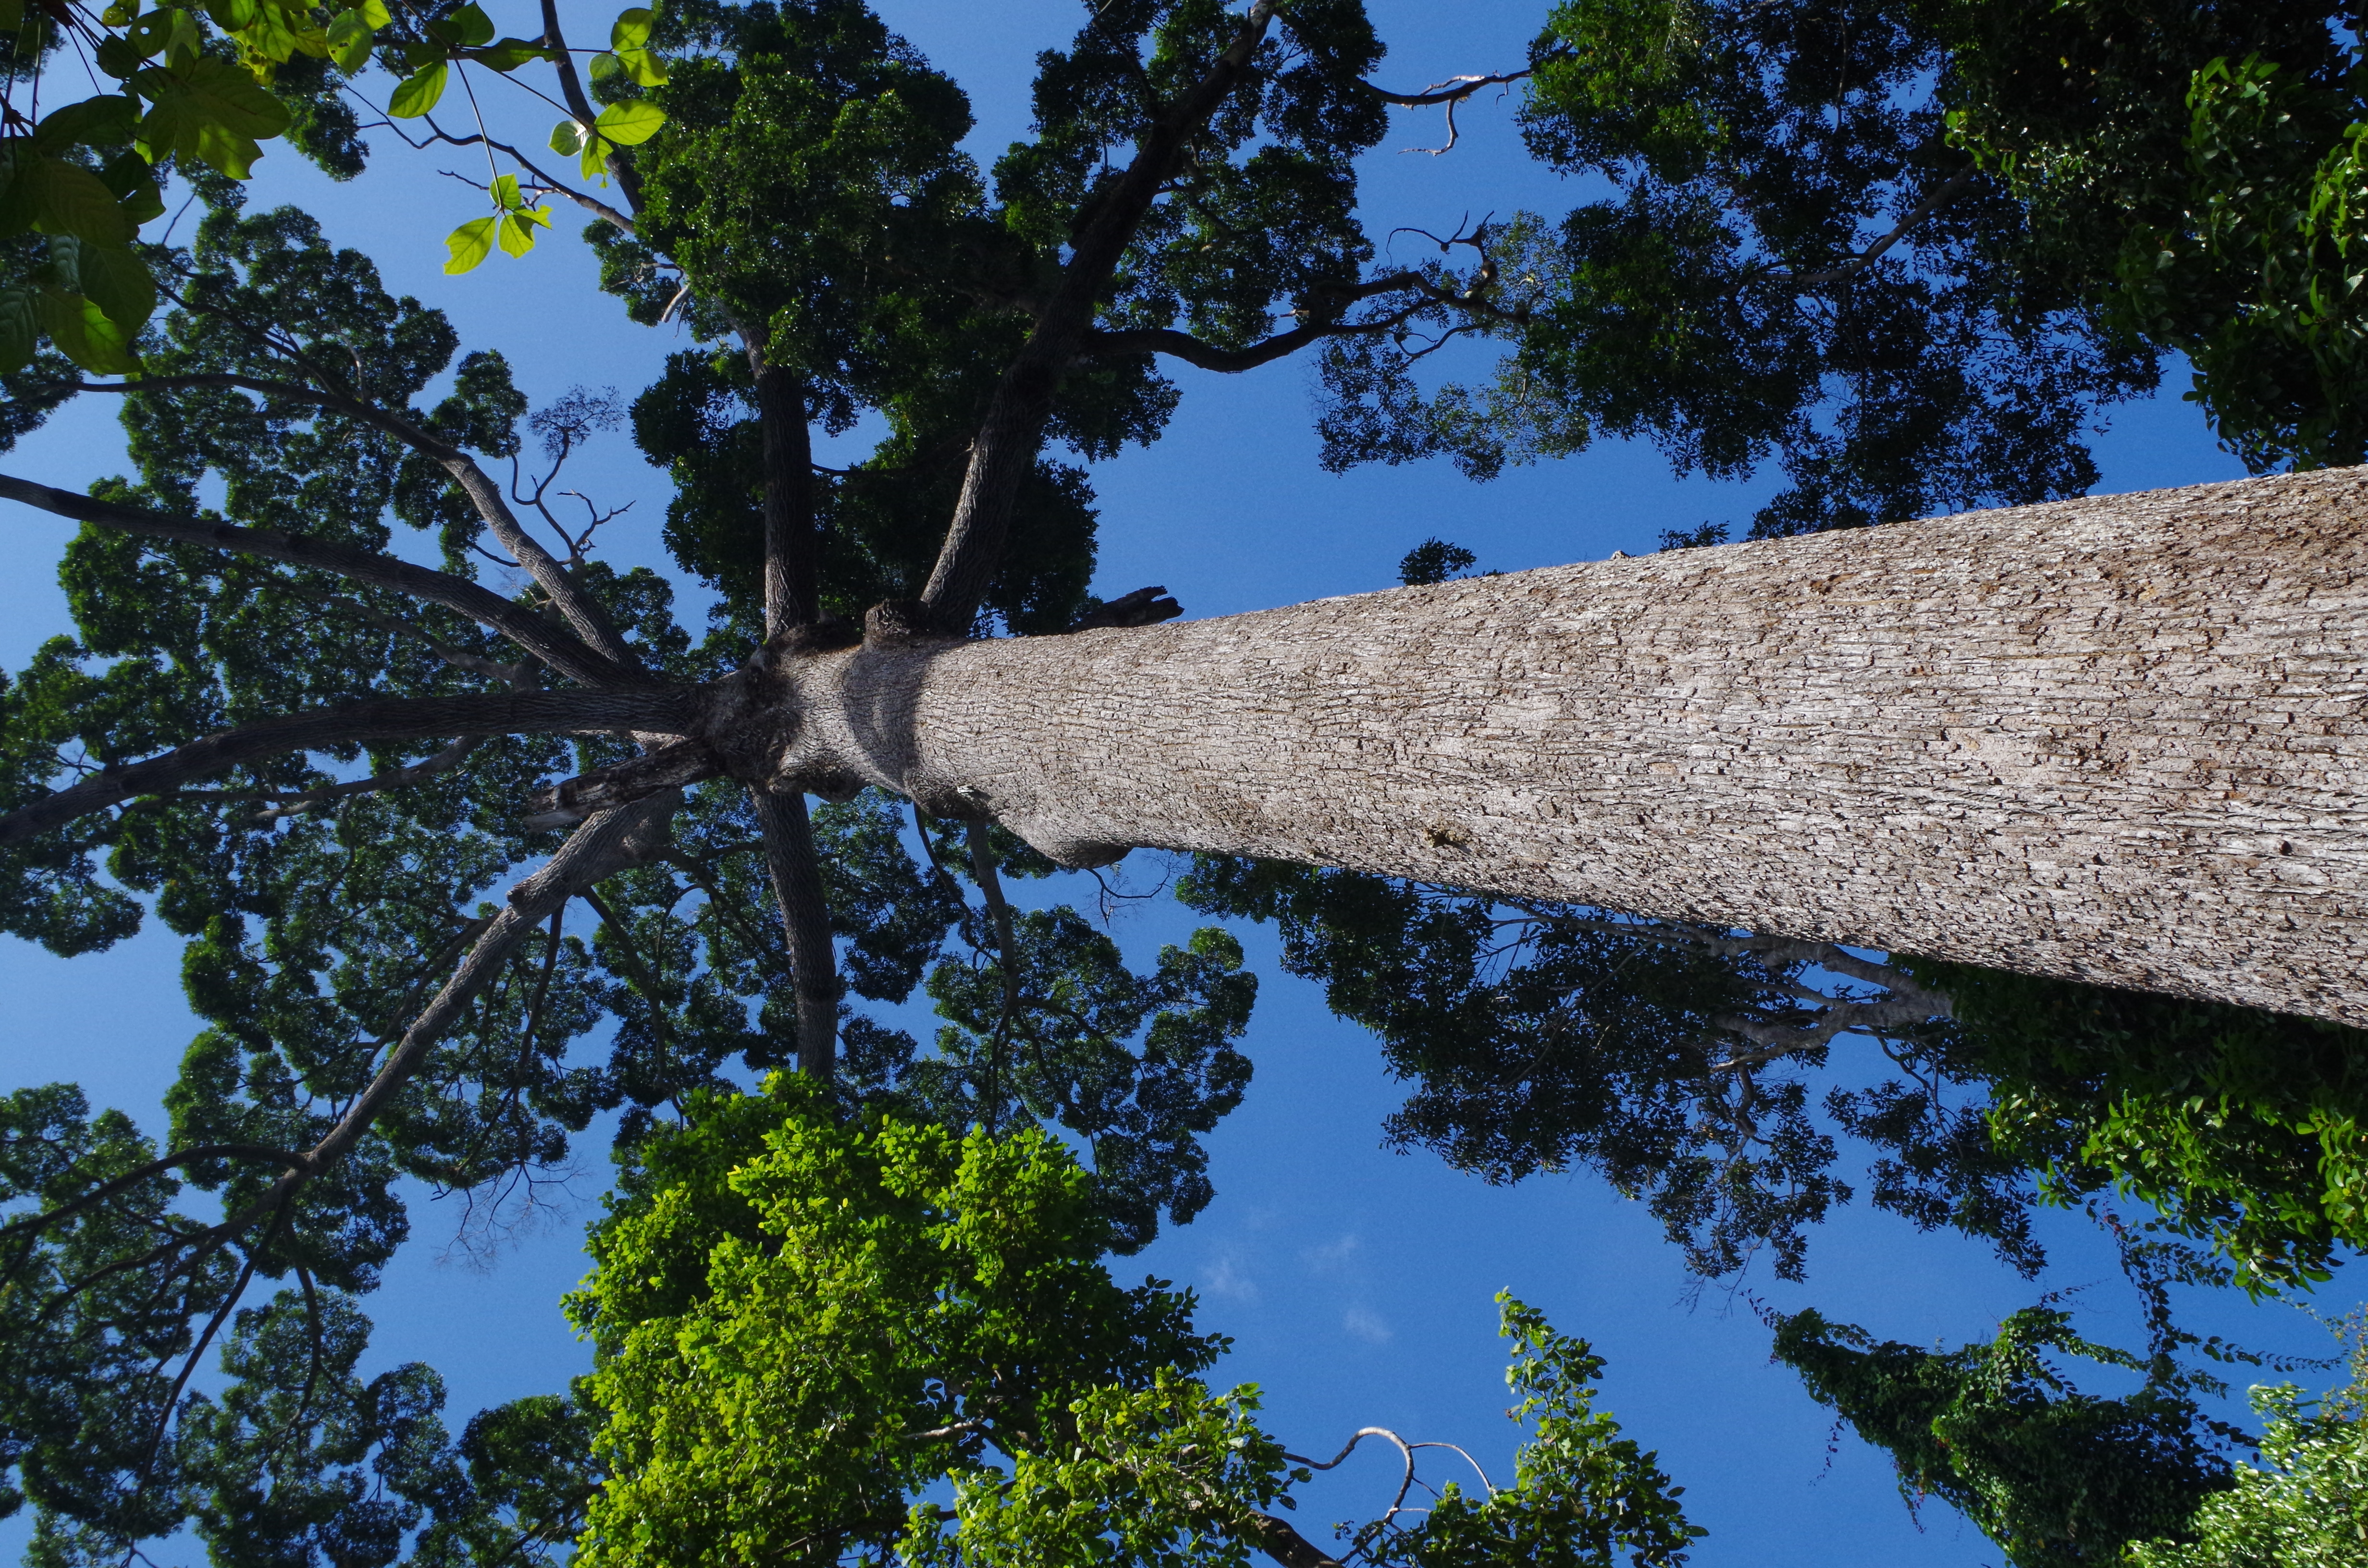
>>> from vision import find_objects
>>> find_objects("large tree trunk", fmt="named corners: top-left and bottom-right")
top-left (769, 468), bottom-right (2368, 1025)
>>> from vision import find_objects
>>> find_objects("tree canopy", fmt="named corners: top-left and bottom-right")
top-left (3, 1), bottom-right (2368, 1566)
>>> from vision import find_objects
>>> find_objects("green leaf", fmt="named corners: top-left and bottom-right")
top-left (444, 215), bottom-right (496, 274)
top-left (472, 36), bottom-right (552, 71)
top-left (432, 2), bottom-right (492, 47)
top-left (94, 38), bottom-right (145, 78)
top-left (587, 51), bottom-right (620, 80)
top-left (31, 96), bottom-right (142, 154)
top-left (489, 172), bottom-right (521, 211)
top-left (592, 100), bottom-right (664, 147)
top-left (608, 12), bottom-right (665, 86)
top-left (134, 56), bottom-right (292, 178)
top-left (242, 5), bottom-right (331, 64)
top-left (578, 132), bottom-right (611, 183)
top-left (326, 8), bottom-right (373, 73)
top-left (37, 285), bottom-right (139, 374)
top-left (548, 119), bottom-right (584, 157)
top-left (355, 0), bottom-right (390, 25)
top-left (123, 7), bottom-right (176, 58)
top-left (609, 7), bottom-right (653, 49)
top-left (387, 60), bottom-right (448, 119)
top-left (613, 46), bottom-right (666, 87)
top-left (0, 288), bottom-right (37, 375)
top-left (496, 208), bottom-right (544, 258)
top-left (1, 155), bottom-right (136, 245)
top-left (74, 242), bottom-right (157, 332)
top-left (98, 152), bottom-right (166, 225)
top-left (204, 0), bottom-right (257, 29)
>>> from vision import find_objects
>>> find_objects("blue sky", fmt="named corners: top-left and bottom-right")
top-left (0, 4), bottom-right (2348, 1566)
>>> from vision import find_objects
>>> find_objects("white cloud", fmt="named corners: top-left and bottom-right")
top-left (1343, 1305), bottom-right (1393, 1344)
top-left (1204, 1252), bottom-right (1260, 1303)
top-left (1303, 1232), bottom-right (1362, 1274)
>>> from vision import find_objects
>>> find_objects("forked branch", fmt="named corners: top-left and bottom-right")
top-left (0, 474), bottom-right (635, 688)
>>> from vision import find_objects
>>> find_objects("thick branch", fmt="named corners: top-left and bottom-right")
top-left (524, 738), bottom-right (723, 829)
top-left (0, 474), bottom-right (635, 688)
top-left (917, 0), bottom-right (1280, 629)
top-left (0, 688), bottom-right (690, 846)
top-left (1237, 1514), bottom-right (1344, 1568)
top-left (748, 786), bottom-right (839, 1077)
top-left (750, 357), bottom-right (819, 635)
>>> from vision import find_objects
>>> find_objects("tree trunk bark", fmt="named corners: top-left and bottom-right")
top-left (775, 468), bottom-right (2368, 1025)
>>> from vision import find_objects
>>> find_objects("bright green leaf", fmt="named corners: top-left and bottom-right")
top-left (609, 7), bottom-right (653, 49)
top-left (438, 1), bottom-right (493, 47)
top-left (587, 51), bottom-right (620, 80)
top-left (613, 46), bottom-right (666, 87)
top-left (355, 0), bottom-right (390, 25)
top-left (578, 132), bottom-right (612, 183)
top-left (204, 0), bottom-right (257, 30)
top-left (592, 99), bottom-right (664, 147)
top-left (326, 8), bottom-right (373, 73)
top-left (548, 119), bottom-right (584, 157)
top-left (444, 215), bottom-right (496, 274)
top-left (489, 172), bottom-right (521, 211)
top-left (387, 59), bottom-right (448, 118)
top-left (496, 208), bottom-right (544, 258)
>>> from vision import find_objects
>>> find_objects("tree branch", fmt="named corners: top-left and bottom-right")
top-left (917, 0), bottom-right (1281, 631)
top-left (0, 688), bottom-right (690, 847)
top-left (0, 473), bottom-right (638, 689)
top-left (1788, 169), bottom-right (1975, 286)
top-left (60, 371), bottom-right (641, 669)
top-left (748, 785), bottom-right (839, 1077)
top-left (169, 737), bottom-right (484, 821)
top-left (523, 738), bottom-right (723, 829)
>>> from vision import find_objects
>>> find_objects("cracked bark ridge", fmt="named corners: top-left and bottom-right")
top-left (756, 467), bottom-right (2368, 1025)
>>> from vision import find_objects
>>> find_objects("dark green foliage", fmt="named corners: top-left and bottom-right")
top-left (1317, 0), bottom-right (2158, 538)
top-left (1395, 538), bottom-right (1477, 585)
top-left (1931, 1), bottom-right (2359, 469)
top-left (1770, 1227), bottom-right (2273, 1566)
top-left (1913, 957), bottom-right (2368, 1292)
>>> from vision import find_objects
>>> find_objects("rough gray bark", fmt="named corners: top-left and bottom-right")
top-left (765, 467), bottom-right (2368, 1025)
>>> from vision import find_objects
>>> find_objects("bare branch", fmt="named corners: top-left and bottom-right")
top-left (0, 473), bottom-right (636, 688)
top-left (54, 371), bottom-right (641, 669)
top-left (0, 688), bottom-right (690, 847)
top-left (168, 736), bottom-right (482, 822)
